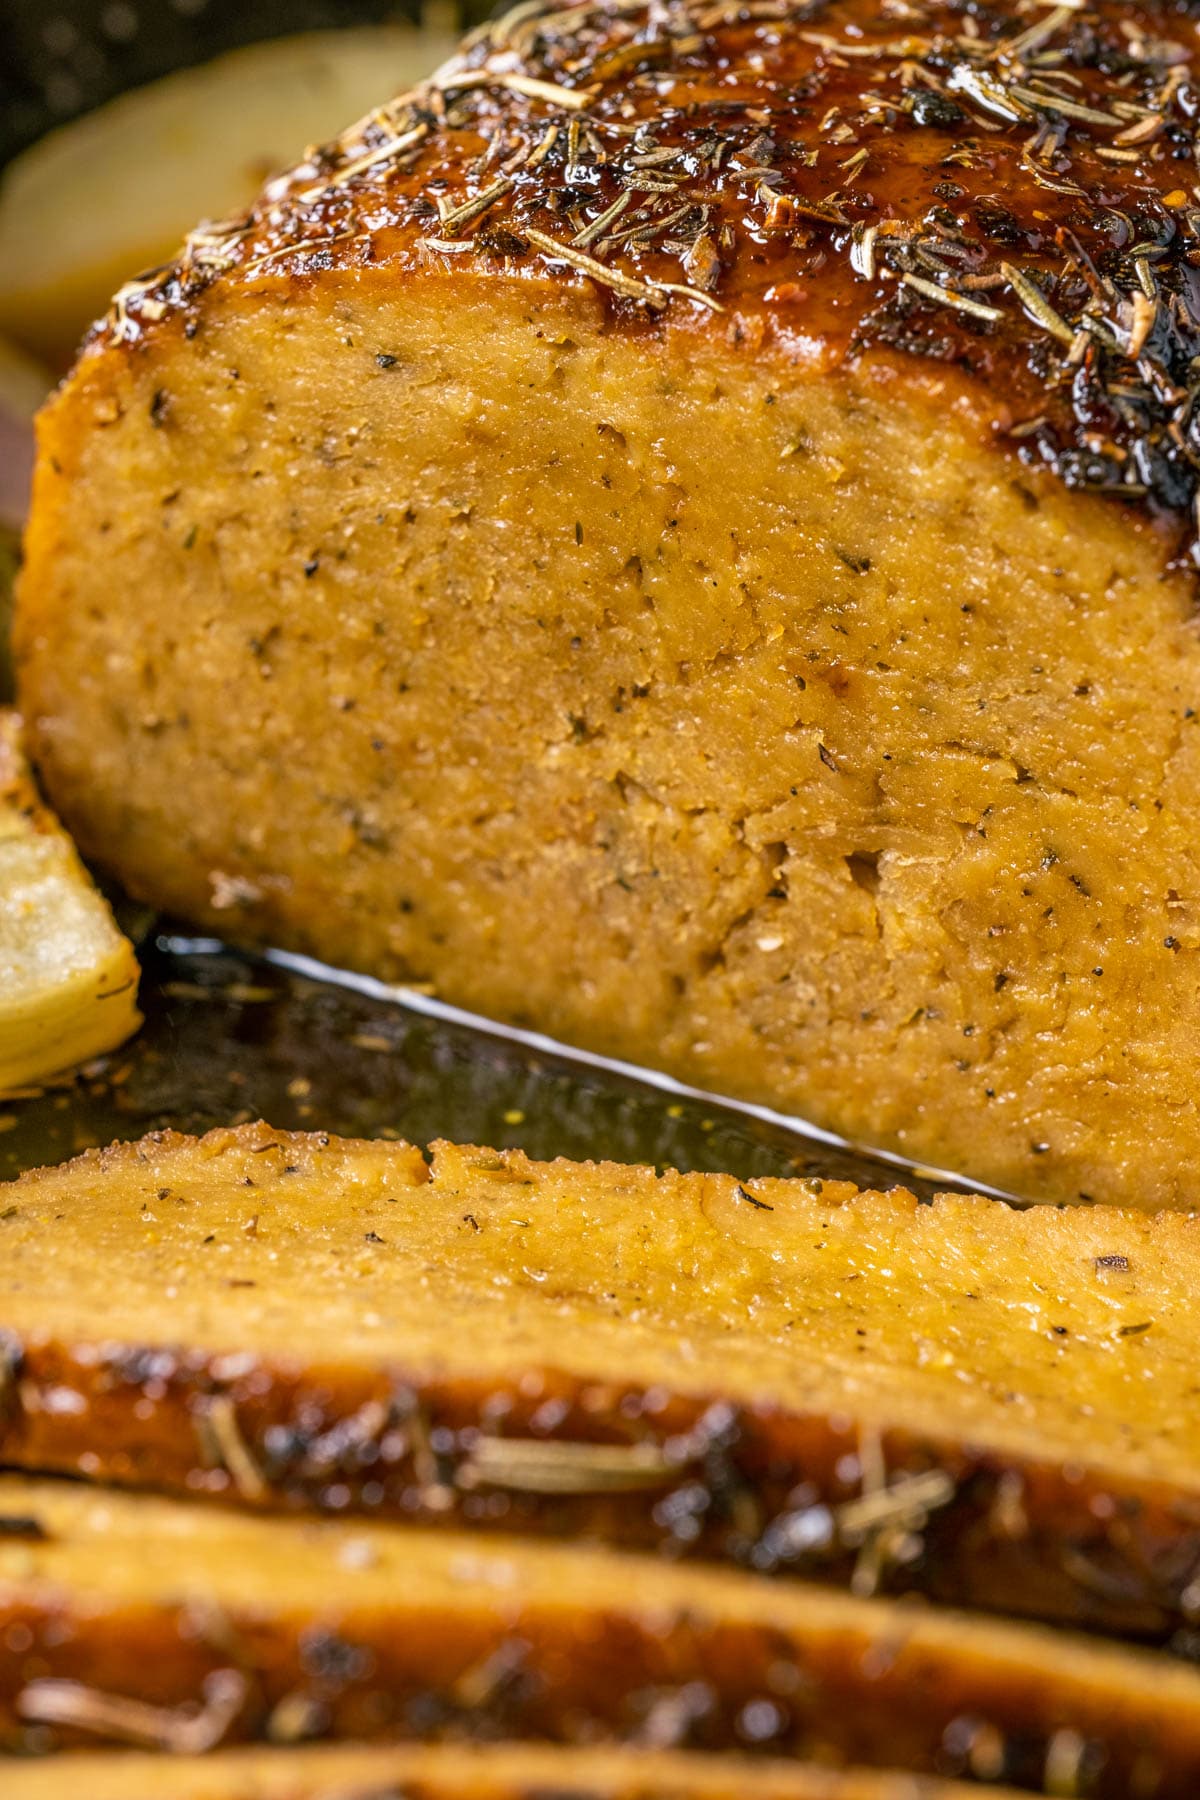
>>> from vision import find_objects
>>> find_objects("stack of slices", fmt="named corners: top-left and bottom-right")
top-left (3, 1123), bottom-right (1200, 1796)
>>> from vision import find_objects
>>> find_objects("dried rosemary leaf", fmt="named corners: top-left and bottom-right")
top-left (1001, 261), bottom-right (1077, 343)
top-left (572, 190), bottom-right (634, 249)
top-left (835, 1467), bottom-right (958, 1539)
top-left (524, 226), bottom-right (669, 308)
top-left (202, 1395), bottom-right (268, 1502)
top-left (900, 272), bottom-right (1005, 322)
top-left (437, 177), bottom-right (516, 238)
top-left (459, 1436), bottom-right (678, 1493)
top-left (17, 1670), bottom-right (247, 1754)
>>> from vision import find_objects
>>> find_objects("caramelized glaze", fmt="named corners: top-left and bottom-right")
top-left (101, 0), bottom-right (1200, 555)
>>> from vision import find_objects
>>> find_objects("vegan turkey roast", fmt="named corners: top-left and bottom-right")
top-left (18, 0), bottom-right (1200, 1205)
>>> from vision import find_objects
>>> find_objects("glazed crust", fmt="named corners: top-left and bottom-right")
top-left (3, 1473), bottom-right (1200, 1794)
top-left (10, 1332), bottom-right (1200, 1645)
top-left (103, 0), bottom-right (1200, 556)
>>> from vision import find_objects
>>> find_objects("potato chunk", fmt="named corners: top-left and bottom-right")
top-left (0, 712), bottom-right (140, 1088)
top-left (0, 27), bottom-right (455, 366)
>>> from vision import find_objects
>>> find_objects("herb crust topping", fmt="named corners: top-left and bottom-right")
top-left (103, 0), bottom-right (1200, 554)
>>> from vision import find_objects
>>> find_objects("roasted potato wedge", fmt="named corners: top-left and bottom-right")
top-left (0, 712), bottom-right (140, 1089)
top-left (0, 26), bottom-right (455, 366)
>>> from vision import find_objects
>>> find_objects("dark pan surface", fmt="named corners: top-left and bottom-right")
top-left (0, 928), bottom-right (962, 1196)
top-left (0, 2), bottom-right (436, 168)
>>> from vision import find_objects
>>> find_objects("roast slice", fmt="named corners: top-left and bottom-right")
top-left (3, 1124), bottom-right (1199, 1638)
top-left (0, 1472), bottom-right (1198, 1794)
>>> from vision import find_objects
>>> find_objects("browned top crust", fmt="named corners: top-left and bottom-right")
top-left (100, 0), bottom-right (1200, 553)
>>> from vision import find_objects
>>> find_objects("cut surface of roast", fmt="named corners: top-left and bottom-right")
top-left (18, 0), bottom-right (1200, 1209)
top-left (0, 1741), bottom-right (1030, 1800)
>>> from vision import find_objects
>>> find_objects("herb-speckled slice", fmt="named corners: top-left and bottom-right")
top-left (4, 1123), bottom-right (1200, 1642)
top-left (0, 1472), bottom-right (1198, 1794)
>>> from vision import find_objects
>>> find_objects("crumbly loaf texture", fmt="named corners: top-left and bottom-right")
top-left (4, 1123), bottom-right (1200, 1639)
top-left (0, 710), bottom-right (140, 1088)
top-left (0, 1742), bottom-right (1028, 1800)
top-left (18, 0), bottom-right (1200, 1207)
top-left (2, 1474), bottom-right (1199, 1794)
